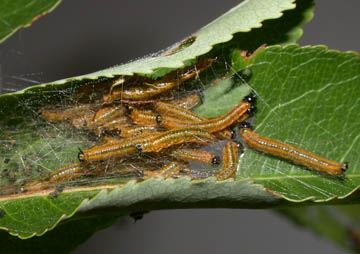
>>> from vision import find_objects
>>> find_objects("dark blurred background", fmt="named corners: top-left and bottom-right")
top-left (0, 1), bottom-right (359, 253)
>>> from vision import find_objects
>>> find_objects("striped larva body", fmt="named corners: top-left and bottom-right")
top-left (116, 125), bottom-right (158, 138)
top-left (87, 105), bottom-right (125, 128)
top-left (172, 94), bottom-right (201, 109)
top-left (22, 163), bottom-right (89, 192)
top-left (159, 99), bottom-right (254, 133)
top-left (157, 161), bottom-right (190, 178)
top-left (78, 138), bottom-right (142, 162)
top-left (216, 142), bottom-right (242, 181)
top-left (94, 117), bottom-right (129, 136)
top-left (138, 127), bottom-right (217, 153)
top-left (129, 107), bottom-right (162, 127)
top-left (240, 128), bottom-right (348, 175)
top-left (154, 101), bottom-right (234, 139)
top-left (167, 149), bottom-right (219, 164)
top-left (103, 58), bottom-right (214, 103)
top-left (46, 163), bottom-right (90, 183)
top-left (80, 127), bottom-right (216, 163)
top-left (39, 104), bottom-right (96, 122)
top-left (154, 101), bottom-right (205, 122)
top-left (71, 111), bottom-right (97, 129)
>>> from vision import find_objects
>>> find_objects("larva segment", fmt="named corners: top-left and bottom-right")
top-left (71, 112), bottom-right (97, 129)
top-left (154, 101), bottom-right (235, 139)
top-left (78, 129), bottom-right (167, 162)
top-left (158, 161), bottom-right (190, 178)
top-left (39, 104), bottom-right (96, 122)
top-left (22, 163), bottom-right (89, 192)
top-left (116, 125), bottom-right (158, 138)
top-left (159, 100), bottom-right (253, 133)
top-left (103, 58), bottom-right (214, 103)
top-left (216, 142), bottom-right (242, 181)
top-left (129, 107), bottom-right (162, 127)
top-left (87, 105), bottom-right (126, 129)
top-left (138, 127), bottom-right (217, 153)
top-left (154, 101), bottom-right (205, 122)
top-left (172, 94), bottom-right (201, 109)
top-left (93, 117), bottom-right (129, 136)
top-left (167, 149), bottom-right (219, 164)
top-left (78, 140), bottom-right (139, 162)
top-left (240, 128), bottom-right (347, 175)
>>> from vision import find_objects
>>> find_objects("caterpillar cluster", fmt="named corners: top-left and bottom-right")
top-left (21, 56), bottom-right (348, 194)
top-left (21, 58), bottom-right (255, 193)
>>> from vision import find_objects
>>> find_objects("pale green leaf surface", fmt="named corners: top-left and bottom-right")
top-left (19, 0), bottom-right (297, 82)
top-left (0, 0), bottom-right (62, 43)
top-left (236, 45), bottom-right (360, 202)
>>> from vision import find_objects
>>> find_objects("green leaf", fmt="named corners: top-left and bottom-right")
top-left (0, 0), bottom-right (351, 241)
top-left (0, 0), bottom-right (62, 43)
top-left (0, 45), bottom-right (358, 239)
top-left (235, 45), bottom-right (360, 202)
top-left (278, 206), bottom-right (360, 252)
top-left (233, 0), bottom-right (314, 52)
top-left (0, 213), bottom-right (121, 254)
top-left (42, 0), bottom-right (298, 80)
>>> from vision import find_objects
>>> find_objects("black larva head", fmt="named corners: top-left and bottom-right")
top-left (135, 144), bottom-right (143, 152)
top-left (78, 149), bottom-right (85, 162)
top-left (238, 122), bottom-right (252, 129)
top-left (124, 105), bottom-right (132, 114)
top-left (247, 105), bottom-right (257, 115)
top-left (100, 128), bottom-right (111, 137)
top-left (234, 142), bottom-right (244, 152)
top-left (156, 115), bottom-right (162, 124)
top-left (244, 94), bottom-right (256, 104)
top-left (342, 162), bottom-right (349, 172)
top-left (113, 128), bottom-right (122, 136)
top-left (230, 129), bottom-right (236, 139)
top-left (212, 156), bottom-right (220, 165)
